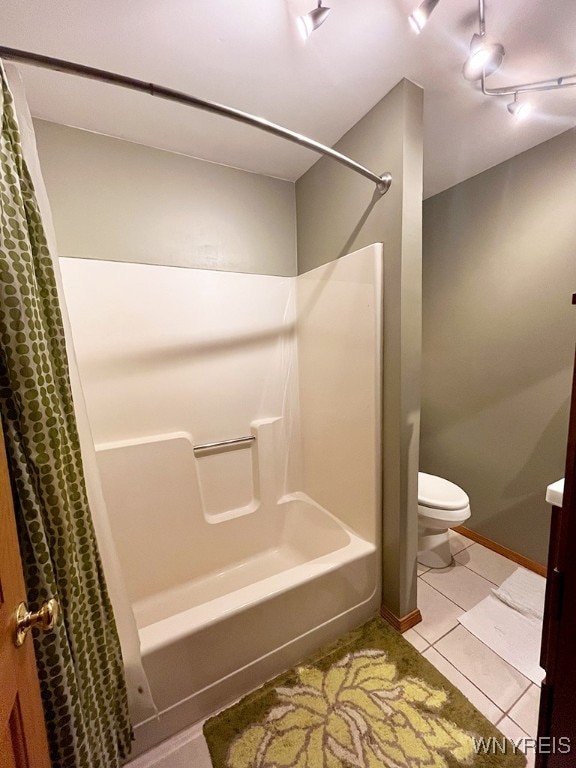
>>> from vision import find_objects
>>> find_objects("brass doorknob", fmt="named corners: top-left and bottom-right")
top-left (14, 598), bottom-right (60, 648)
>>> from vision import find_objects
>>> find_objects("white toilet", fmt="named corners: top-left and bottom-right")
top-left (417, 472), bottom-right (471, 568)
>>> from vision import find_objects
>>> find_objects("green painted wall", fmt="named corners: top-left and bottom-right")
top-left (296, 79), bottom-right (424, 619)
top-left (421, 129), bottom-right (576, 564)
top-left (34, 119), bottom-right (297, 276)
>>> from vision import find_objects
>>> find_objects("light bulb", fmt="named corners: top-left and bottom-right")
top-left (408, 0), bottom-right (441, 34)
top-left (408, 9), bottom-right (426, 34)
top-left (297, 3), bottom-right (331, 40)
top-left (507, 99), bottom-right (532, 120)
top-left (463, 34), bottom-right (505, 80)
top-left (297, 15), bottom-right (313, 40)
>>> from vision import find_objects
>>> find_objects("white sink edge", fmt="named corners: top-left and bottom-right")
top-left (546, 478), bottom-right (564, 507)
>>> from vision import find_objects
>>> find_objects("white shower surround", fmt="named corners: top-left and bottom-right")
top-left (60, 244), bottom-right (383, 757)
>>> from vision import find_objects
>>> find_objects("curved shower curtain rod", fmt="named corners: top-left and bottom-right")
top-left (0, 46), bottom-right (392, 195)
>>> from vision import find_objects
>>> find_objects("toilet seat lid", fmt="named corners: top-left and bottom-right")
top-left (418, 472), bottom-right (469, 511)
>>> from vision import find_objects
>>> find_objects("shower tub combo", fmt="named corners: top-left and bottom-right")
top-left (62, 245), bottom-right (383, 755)
top-left (98, 422), bottom-right (378, 755)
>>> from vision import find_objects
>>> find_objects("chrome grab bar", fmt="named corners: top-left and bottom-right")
top-left (193, 435), bottom-right (255, 457)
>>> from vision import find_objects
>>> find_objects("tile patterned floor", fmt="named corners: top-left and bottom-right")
top-left (406, 531), bottom-right (541, 767)
top-left (129, 530), bottom-right (542, 767)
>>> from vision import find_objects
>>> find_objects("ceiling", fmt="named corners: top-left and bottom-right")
top-left (2, 0), bottom-right (575, 197)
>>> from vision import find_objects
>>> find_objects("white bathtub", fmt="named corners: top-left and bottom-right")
top-left (132, 498), bottom-right (377, 755)
top-left (97, 431), bottom-right (379, 757)
top-left (136, 493), bottom-right (371, 643)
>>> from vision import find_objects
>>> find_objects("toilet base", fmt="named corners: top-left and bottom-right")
top-left (418, 528), bottom-right (453, 569)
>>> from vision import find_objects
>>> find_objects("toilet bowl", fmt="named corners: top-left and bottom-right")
top-left (418, 472), bottom-right (471, 568)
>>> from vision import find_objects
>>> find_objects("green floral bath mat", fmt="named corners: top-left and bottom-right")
top-left (204, 616), bottom-right (526, 767)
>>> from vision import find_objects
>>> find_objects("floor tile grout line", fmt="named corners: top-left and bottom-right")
top-left (417, 574), bottom-right (469, 613)
top-left (506, 682), bottom-right (535, 711)
top-left (506, 680), bottom-right (533, 730)
top-left (420, 570), bottom-right (497, 612)
top-left (457, 549), bottom-right (522, 586)
top-left (412, 578), bottom-right (466, 643)
top-left (496, 713), bottom-right (531, 739)
top-left (422, 561), bottom-right (498, 592)
top-left (428, 624), bottom-right (463, 648)
top-left (412, 622), bottom-right (457, 646)
top-left (453, 537), bottom-right (522, 585)
top-left (450, 546), bottom-right (471, 557)
top-left (405, 637), bottom-right (431, 654)
top-left (423, 635), bottom-right (505, 723)
top-left (403, 623), bottom-right (431, 651)
top-left (446, 623), bottom-right (533, 687)
top-left (505, 709), bottom-right (537, 740)
top-left (453, 557), bottom-right (502, 587)
top-left (430, 638), bottom-right (509, 715)
top-left (449, 536), bottom-right (475, 555)
top-left (416, 570), bottom-right (522, 660)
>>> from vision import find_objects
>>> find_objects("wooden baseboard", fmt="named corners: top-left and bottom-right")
top-left (381, 527), bottom-right (544, 636)
top-left (453, 525), bottom-right (547, 578)
top-left (379, 605), bottom-right (422, 633)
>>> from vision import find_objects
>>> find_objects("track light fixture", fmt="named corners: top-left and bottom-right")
top-left (462, 33), bottom-right (505, 81)
top-left (408, 0), bottom-right (576, 121)
top-left (507, 94), bottom-right (531, 120)
top-left (473, 0), bottom-right (576, 121)
top-left (408, 0), bottom-right (441, 35)
top-left (297, 1), bottom-right (331, 40)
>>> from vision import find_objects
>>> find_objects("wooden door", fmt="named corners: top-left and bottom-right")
top-left (537, 295), bottom-right (576, 767)
top-left (0, 420), bottom-right (51, 768)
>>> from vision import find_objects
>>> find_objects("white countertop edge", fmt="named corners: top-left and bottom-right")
top-left (546, 478), bottom-right (565, 507)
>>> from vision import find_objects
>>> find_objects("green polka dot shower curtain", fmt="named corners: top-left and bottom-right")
top-left (0, 63), bottom-right (133, 767)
